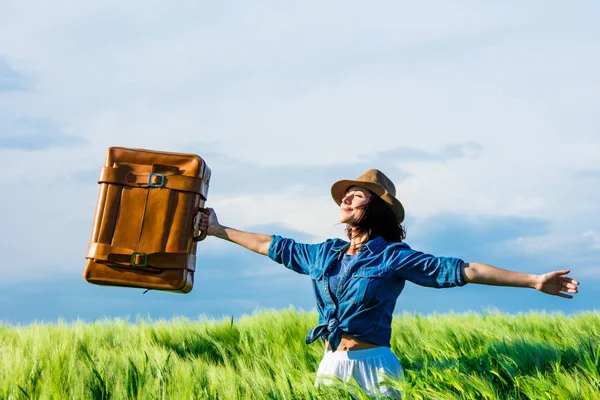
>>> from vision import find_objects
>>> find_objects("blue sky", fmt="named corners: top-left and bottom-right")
top-left (1, 1), bottom-right (599, 325)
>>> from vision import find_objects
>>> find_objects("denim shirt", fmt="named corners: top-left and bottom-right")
top-left (268, 235), bottom-right (467, 352)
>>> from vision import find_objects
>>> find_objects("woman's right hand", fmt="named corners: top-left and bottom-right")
top-left (199, 207), bottom-right (221, 237)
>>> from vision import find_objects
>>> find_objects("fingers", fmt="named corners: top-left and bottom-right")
top-left (562, 276), bottom-right (580, 285)
top-left (562, 285), bottom-right (578, 293)
top-left (198, 210), bottom-right (211, 230)
top-left (560, 275), bottom-right (579, 296)
top-left (550, 269), bottom-right (570, 278)
top-left (197, 207), bottom-right (218, 235)
top-left (556, 292), bottom-right (573, 299)
top-left (551, 270), bottom-right (581, 287)
top-left (559, 278), bottom-right (578, 298)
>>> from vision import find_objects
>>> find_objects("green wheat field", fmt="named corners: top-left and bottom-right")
top-left (1, 308), bottom-right (599, 399)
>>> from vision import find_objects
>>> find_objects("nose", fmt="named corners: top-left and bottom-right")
top-left (342, 193), bottom-right (352, 204)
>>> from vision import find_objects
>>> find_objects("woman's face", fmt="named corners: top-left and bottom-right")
top-left (340, 185), bottom-right (372, 224)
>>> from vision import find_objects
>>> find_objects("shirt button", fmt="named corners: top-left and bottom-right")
top-left (339, 285), bottom-right (342, 289)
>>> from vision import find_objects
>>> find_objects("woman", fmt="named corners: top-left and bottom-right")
top-left (198, 169), bottom-right (580, 398)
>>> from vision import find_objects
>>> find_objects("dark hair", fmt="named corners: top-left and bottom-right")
top-left (345, 190), bottom-right (406, 243)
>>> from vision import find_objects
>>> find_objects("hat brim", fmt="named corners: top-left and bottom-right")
top-left (331, 179), bottom-right (405, 223)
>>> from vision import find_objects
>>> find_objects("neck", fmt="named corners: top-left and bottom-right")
top-left (347, 228), bottom-right (369, 254)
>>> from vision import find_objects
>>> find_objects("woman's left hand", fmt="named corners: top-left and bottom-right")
top-left (534, 270), bottom-right (580, 298)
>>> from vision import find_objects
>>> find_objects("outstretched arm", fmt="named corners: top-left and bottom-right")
top-left (460, 262), bottom-right (580, 299)
top-left (199, 208), bottom-right (272, 256)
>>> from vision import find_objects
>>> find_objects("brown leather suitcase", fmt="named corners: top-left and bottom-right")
top-left (83, 147), bottom-right (211, 293)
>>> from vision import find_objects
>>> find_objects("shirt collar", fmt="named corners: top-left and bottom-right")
top-left (330, 236), bottom-right (388, 254)
top-left (331, 240), bottom-right (348, 252)
top-left (363, 236), bottom-right (387, 253)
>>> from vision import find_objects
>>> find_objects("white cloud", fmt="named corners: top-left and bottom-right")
top-left (582, 231), bottom-right (600, 250)
top-left (575, 267), bottom-right (600, 278)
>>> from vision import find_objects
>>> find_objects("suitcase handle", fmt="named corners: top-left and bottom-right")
top-left (193, 207), bottom-right (211, 242)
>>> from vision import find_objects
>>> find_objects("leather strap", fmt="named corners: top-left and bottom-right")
top-left (98, 167), bottom-right (208, 196)
top-left (86, 242), bottom-right (196, 271)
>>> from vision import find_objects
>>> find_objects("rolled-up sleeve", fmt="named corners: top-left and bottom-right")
top-left (390, 247), bottom-right (466, 288)
top-left (267, 235), bottom-right (320, 275)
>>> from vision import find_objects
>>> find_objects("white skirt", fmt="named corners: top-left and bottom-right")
top-left (315, 346), bottom-right (404, 398)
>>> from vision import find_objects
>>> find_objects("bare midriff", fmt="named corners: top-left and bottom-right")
top-left (325, 334), bottom-right (380, 351)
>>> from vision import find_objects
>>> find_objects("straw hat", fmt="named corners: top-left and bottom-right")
top-left (331, 169), bottom-right (405, 223)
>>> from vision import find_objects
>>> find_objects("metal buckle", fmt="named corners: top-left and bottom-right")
top-left (148, 173), bottom-right (165, 188)
top-left (131, 252), bottom-right (148, 267)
